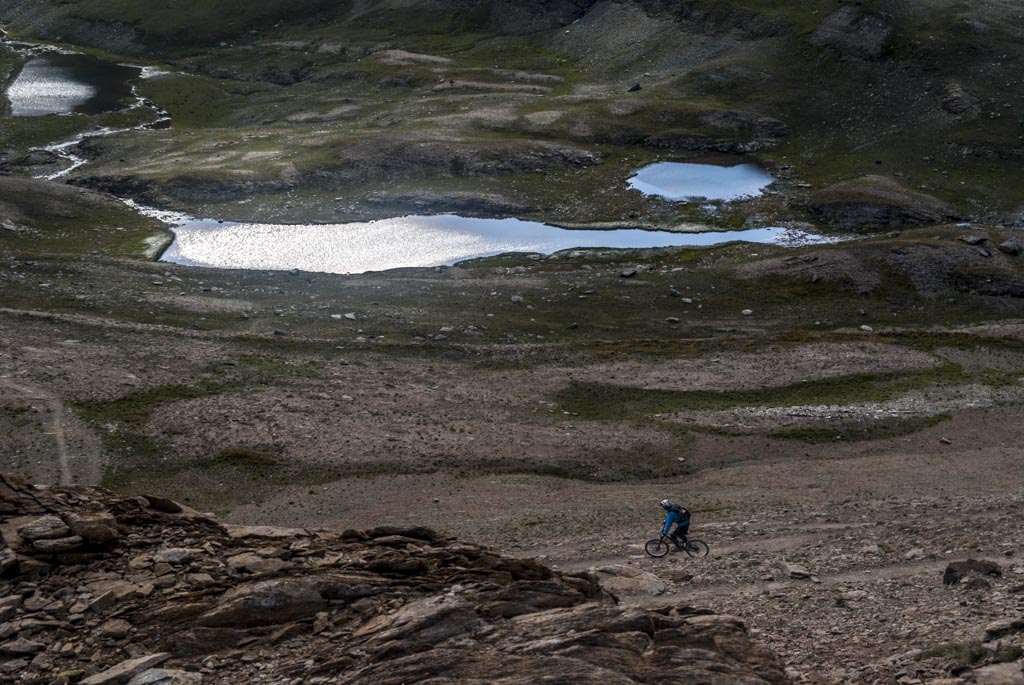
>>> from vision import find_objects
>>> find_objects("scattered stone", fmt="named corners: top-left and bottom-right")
top-left (959, 235), bottom-right (988, 246)
top-left (152, 548), bottom-right (194, 565)
top-left (665, 317), bottom-right (680, 324)
top-left (510, 295), bottom-right (524, 303)
top-left (98, 619), bottom-right (133, 639)
top-left (620, 269), bottom-right (639, 278)
top-left (998, 240), bottom-right (1023, 256)
top-left (742, 309), bottom-right (754, 316)
top-left (785, 563), bottom-right (812, 579)
top-left (965, 577), bottom-right (992, 591)
top-left (627, 83), bottom-right (642, 92)
top-left (905, 548), bottom-right (925, 560)
top-left (344, 312), bottom-right (357, 320)
top-left (0, 637), bottom-right (45, 656)
top-left (860, 325), bottom-right (874, 332)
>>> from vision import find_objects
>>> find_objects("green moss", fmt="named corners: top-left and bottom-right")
top-left (769, 414), bottom-right (952, 443)
top-left (555, 364), bottom-right (971, 421)
top-left (217, 446), bottom-right (277, 466)
top-left (73, 383), bottom-right (226, 426)
top-left (138, 74), bottom-right (234, 128)
top-left (994, 646), bottom-right (1024, 663)
top-left (916, 642), bottom-right (989, 667)
top-left (0, 115), bottom-right (93, 149)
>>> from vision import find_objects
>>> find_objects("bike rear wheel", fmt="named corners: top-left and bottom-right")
top-left (684, 539), bottom-right (710, 558)
top-left (645, 538), bottom-right (670, 558)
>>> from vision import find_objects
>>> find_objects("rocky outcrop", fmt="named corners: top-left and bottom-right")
top-left (807, 175), bottom-right (956, 229)
top-left (0, 474), bottom-right (789, 684)
top-left (736, 249), bottom-right (882, 294)
top-left (810, 5), bottom-right (897, 60)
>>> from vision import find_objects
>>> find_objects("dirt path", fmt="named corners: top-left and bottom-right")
top-left (0, 378), bottom-right (73, 485)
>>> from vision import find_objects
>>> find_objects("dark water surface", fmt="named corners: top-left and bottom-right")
top-left (7, 53), bottom-right (141, 116)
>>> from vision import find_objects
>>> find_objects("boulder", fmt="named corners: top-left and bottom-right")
top-left (142, 496), bottom-right (182, 514)
top-left (224, 525), bottom-right (308, 541)
top-left (17, 515), bottom-right (70, 542)
top-left (944, 559), bottom-right (1002, 585)
top-left (82, 654), bottom-right (171, 685)
top-left (964, 662), bottom-right (1024, 685)
top-left (33, 536), bottom-right (84, 553)
top-left (67, 513), bottom-right (120, 546)
top-left (197, 578), bottom-right (333, 628)
top-left (810, 5), bottom-right (896, 60)
top-left (127, 670), bottom-right (202, 685)
top-left (985, 617), bottom-right (1024, 638)
top-left (592, 565), bottom-right (666, 596)
top-left (808, 176), bottom-right (954, 228)
top-left (225, 552), bottom-right (291, 575)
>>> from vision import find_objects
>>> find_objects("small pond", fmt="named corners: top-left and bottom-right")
top-left (629, 162), bottom-right (774, 202)
top-left (160, 213), bottom-right (826, 275)
top-left (6, 53), bottom-right (141, 116)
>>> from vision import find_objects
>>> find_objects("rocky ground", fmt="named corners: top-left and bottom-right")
top-left (0, 473), bottom-right (791, 685)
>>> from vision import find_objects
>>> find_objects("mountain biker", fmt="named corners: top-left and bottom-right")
top-left (660, 499), bottom-right (690, 544)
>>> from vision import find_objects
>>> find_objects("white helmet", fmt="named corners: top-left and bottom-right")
top-left (660, 499), bottom-right (672, 508)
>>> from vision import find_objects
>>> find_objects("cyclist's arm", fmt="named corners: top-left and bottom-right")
top-left (661, 512), bottom-right (677, 536)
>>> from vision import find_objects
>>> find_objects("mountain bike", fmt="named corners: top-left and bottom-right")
top-left (645, 534), bottom-right (710, 558)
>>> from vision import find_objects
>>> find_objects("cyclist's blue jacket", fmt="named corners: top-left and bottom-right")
top-left (662, 507), bottom-right (690, 536)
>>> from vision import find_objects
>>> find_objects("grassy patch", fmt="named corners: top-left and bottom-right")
top-left (916, 642), bottom-right (989, 668)
top-left (217, 446), bottom-right (277, 466)
top-left (138, 74), bottom-right (234, 128)
top-left (73, 383), bottom-right (229, 426)
top-left (0, 178), bottom-right (167, 259)
top-left (554, 365), bottom-right (970, 421)
top-left (769, 414), bottom-right (952, 443)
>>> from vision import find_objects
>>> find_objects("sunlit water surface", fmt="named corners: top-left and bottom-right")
top-left (6, 53), bottom-right (140, 116)
top-left (161, 214), bottom-right (829, 274)
top-left (629, 162), bottom-right (774, 201)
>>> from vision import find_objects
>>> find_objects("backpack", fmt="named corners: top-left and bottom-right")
top-left (671, 505), bottom-right (691, 522)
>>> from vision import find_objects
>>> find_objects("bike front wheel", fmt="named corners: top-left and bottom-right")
top-left (645, 538), bottom-right (670, 558)
top-left (684, 539), bottom-right (710, 558)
